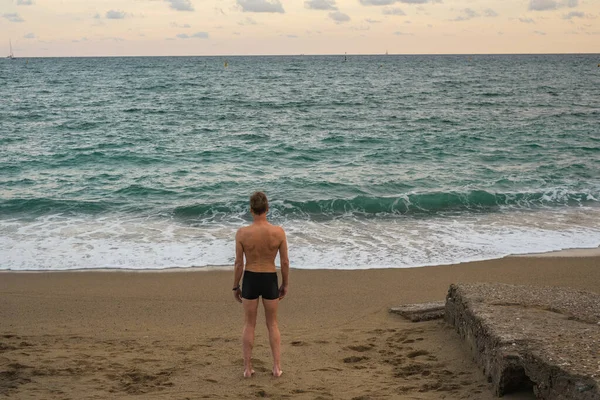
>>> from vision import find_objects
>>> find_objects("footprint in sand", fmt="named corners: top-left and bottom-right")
top-left (348, 344), bottom-right (373, 352)
top-left (312, 367), bottom-right (343, 372)
top-left (406, 350), bottom-right (429, 359)
top-left (0, 343), bottom-right (17, 352)
top-left (343, 356), bottom-right (369, 363)
top-left (0, 362), bottom-right (34, 394)
top-left (393, 362), bottom-right (428, 378)
top-left (106, 367), bottom-right (176, 394)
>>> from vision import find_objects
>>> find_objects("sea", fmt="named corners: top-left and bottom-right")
top-left (1, 54), bottom-right (599, 271)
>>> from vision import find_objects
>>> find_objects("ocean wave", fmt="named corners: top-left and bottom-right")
top-left (172, 189), bottom-right (600, 219)
top-left (2, 189), bottom-right (598, 218)
top-left (0, 198), bottom-right (112, 217)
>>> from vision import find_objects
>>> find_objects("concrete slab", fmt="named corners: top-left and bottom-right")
top-left (445, 283), bottom-right (600, 399)
top-left (389, 301), bottom-right (445, 322)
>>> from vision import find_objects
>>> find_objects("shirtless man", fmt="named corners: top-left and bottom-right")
top-left (232, 191), bottom-right (289, 378)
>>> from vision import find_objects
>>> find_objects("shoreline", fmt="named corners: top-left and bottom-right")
top-left (2, 245), bottom-right (599, 273)
top-left (509, 246), bottom-right (600, 258)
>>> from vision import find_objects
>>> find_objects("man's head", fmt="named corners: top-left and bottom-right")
top-left (250, 191), bottom-right (268, 215)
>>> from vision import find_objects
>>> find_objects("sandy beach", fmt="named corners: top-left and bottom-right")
top-left (1, 253), bottom-right (599, 399)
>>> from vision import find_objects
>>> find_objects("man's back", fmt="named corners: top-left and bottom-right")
top-left (238, 222), bottom-right (284, 273)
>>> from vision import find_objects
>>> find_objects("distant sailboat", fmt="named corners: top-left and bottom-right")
top-left (7, 39), bottom-right (16, 59)
top-left (385, 50), bottom-right (388, 55)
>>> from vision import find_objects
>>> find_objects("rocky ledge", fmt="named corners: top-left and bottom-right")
top-left (389, 301), bottom-right (446, 322)
top-left (445, 283), bottom-right (600, 399)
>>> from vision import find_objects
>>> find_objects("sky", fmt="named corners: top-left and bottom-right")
top-left (1, 0), bottom-right (599, 56)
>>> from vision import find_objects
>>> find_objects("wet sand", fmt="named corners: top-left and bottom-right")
top-left (1, 254), bottom-right (599, 399)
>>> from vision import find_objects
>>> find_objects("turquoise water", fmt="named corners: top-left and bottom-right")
top-left (1, 54), bottom-right (599, 270)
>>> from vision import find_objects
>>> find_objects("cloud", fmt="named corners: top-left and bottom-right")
top-left (170, 22), bottom-right (191, 27)
top-left (562, 11), bottom-right (584, 19)
top-left (3, 13), bottom-right (24, 22)
top-left (529, 0), bottom-right (557, 11)
top-left (23, 33), bottom-right (35, 39)
top-left (237, 0), bottom-right (284, 13)
top-left (16, 0), bottom-right (34, 5)
top-left (305, 0), bottom-right (337, 10)
top-left (177, 31), bottom-right (209, 39)
top-left (106, 10), bottom-right (127, 19)
top-left (529, 0), bottom-right (578, 10)
top-left (519, 17), bottom-right (535, 23)
top-left (286, 34), bottom-right (298, 38)
top-left (533, 30), bottom-right (546, 35)
top-left (361, 0), bottom-right (437, 4)
top-left (361, 0), bottom-right (396, 5)
top-left (100, 37), bottom-right (125, 42)
top-left (365, 18), bottom-right (381, 23)
top-left (166, 0), bottom-right (194, 12)
top-left (484, 8), bottom-right (498, 17)
top-left (238, 17), bottom-right (258, 25)
top-left (452, 8), bottom-right (478, 21)
top-left (394, 31), bottom-right (413, 35)
top-left (382, 7), bottom-right (405, 15)
top-left (329, 10), bottom-right (350, 22)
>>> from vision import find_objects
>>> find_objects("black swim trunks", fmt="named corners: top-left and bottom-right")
top-left (242, 270), bottom-right (279, 300)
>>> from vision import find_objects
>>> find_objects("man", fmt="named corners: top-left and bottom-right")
top-left (232, 192), bottom-right (289, 378)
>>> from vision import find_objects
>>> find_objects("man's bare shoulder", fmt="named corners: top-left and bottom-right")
top-left (271, 225), bottom-right (286, 237)
top-left (235, 226), bottom-right (248, 239)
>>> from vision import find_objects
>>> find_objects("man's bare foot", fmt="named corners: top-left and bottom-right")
top-left (272, 367), bottom-right (283, 377)
top-left (243, 369), bottom-right (255, 378)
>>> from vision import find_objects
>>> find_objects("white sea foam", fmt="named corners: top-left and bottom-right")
top-left (1, 207), bottom-right (599, 271)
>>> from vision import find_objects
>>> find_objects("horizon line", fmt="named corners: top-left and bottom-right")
top-left (5, 51), bottom-right (600, 59)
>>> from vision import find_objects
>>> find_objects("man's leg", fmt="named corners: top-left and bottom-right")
top-left (242, 298), bottom-right (259, 378)
top-left (263, 298), bottom-right (282, 377)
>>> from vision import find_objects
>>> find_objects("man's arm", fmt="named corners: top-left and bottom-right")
top-left (233, 229), bottom-right (244, 303)
top-left (278, 228), bottom-right (289, 299)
